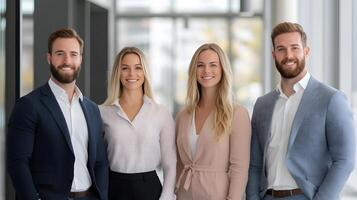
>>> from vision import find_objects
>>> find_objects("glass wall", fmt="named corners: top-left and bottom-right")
top-left (231, 18), bottom-right (263, 112)
top-left (353, 0), bottom-right (357, 153)
top-left (21, 0), bottom-right (34, 96)
top-left (344, 1), bottom-right (357, 199)
top-left (117, 0), bottom-right (241, 13)
top-left (117, 18), bottom-right (175, 106)
top-left (348, 0), bottom-right (357, 198)
top-left (116, 0), bottom-right (264, 113)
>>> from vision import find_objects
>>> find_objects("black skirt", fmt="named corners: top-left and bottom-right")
top-left (109, 170), bottom-right (162, 200)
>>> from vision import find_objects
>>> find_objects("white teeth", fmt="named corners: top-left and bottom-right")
top-left (286, 62), bottom-right (295, 65)
top-left (127, 79), bottom-right (137, 82)
top-left (202, 76), bottom-right (214, 80)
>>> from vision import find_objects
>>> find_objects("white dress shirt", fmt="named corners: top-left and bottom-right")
top-left (99, 96), bottom-right (176, 200)
top-left (266, 72), bottom-right (311, 190)
top-left (48, 79), bottom-right (91, 192)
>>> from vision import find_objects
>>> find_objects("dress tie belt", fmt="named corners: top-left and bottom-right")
top-left (175, 163), bottom-right (227, 191)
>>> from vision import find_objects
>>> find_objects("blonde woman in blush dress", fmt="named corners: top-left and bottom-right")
top-left (100, 47), bottom-right (176, 200)
top-left (175, 43), bottom-right (251, 200)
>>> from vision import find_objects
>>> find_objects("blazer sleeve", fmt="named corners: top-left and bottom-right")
top-left (246, 99), bottom-right (264, 200)
top-left (313, 92), bottom-right (355, 200)
top-left (227, 105), bottom-right (252, 200)
top-left (175, 110), bottom-right (184, 193)
top-left (159, 108), bottom-right (177, 200)
top-left (7, 97), bottom-right (41, 200)
top-left (93, 105), bottom-right (109, 200)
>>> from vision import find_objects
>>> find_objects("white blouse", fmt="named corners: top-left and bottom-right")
top-left (99, 96), bottom-right (176, 200)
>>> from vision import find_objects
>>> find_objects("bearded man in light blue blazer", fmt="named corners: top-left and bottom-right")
top-left (246, 22), bottom-right (355, 200)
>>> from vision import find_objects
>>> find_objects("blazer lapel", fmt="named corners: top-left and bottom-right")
top-left (180, 111), bottom-right (194, 161)
top-left (40, 84), bottom-right (74, 154)
top-left (194, 112), bottom-right (213, 161)
top-left (261, 91), bottom-right (280, 144)
top-left (288, 77), bottom-right (319, 150)
top-left (80, 98), bottom-right (95, 165)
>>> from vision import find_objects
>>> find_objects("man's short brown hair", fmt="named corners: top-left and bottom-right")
top-left (48, 28), bottom-right (84, 54)
top-left (271, 22), bottom-right (307, 48)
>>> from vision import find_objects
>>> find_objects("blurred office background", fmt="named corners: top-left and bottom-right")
top-left (0, 0), bottom-right (356, 199)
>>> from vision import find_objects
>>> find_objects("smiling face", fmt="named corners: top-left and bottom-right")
top-left (272, 32), bottom-right (309, 79)
top-left (196, 49), bottom-right (222, 89)
top-left (47, 38), bottom-right (82, 83)
top-left (119, 53), bottom-right (145, 92)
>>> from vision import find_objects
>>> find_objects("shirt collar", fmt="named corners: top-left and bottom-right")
top-left (111, 95), bottom-right (153, 107)
top-left (48, 78), bottom-right (83, 101)
top-left (276, 72), bottom-right (311, 95)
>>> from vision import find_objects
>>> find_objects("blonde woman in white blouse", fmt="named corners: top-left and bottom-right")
top-left (100, 47), bottom-right (176, 200)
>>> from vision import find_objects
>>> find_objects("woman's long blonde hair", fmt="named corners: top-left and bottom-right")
top-left (103, 47), bottom-right (154, 105)
top-left (186, 43), bottom-right (234, 138)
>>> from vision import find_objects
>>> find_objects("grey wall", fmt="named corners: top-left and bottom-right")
top-left (90, 4), bottom-right (108, 104)
top-left (34, 0), bottom-right (108, 104)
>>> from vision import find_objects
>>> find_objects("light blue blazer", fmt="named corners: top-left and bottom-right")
top-left (246, 77), bottom-right (355, 200)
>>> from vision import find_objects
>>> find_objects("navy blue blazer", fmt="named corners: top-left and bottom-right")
top-left (7, 83), bottom-right (108, 200)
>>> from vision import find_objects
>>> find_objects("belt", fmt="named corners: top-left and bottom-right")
top-left (175, 163), bottom-right (227, 192)
top-left (110, 170), bottom-right (157, 180)
top-left (266, 189), bottom-right (303, 198)
top-left (69, 188), bottom-right (91, 198)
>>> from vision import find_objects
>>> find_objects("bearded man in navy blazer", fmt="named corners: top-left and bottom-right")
top-left (7, 28), bottom-right (108, 200)
top-left (246, 22), bottom-right (355, 200)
